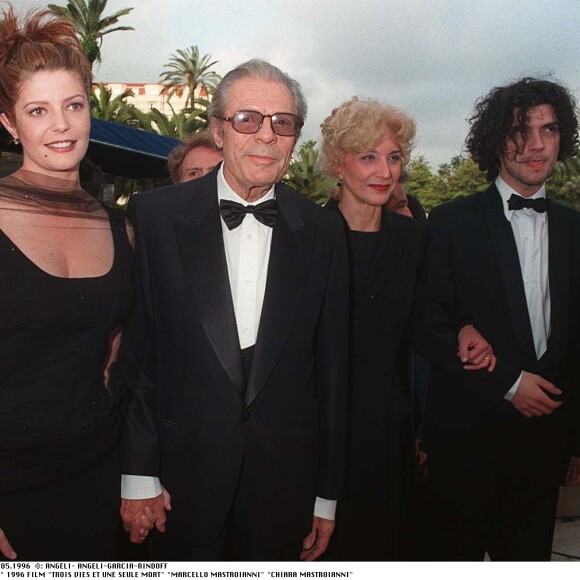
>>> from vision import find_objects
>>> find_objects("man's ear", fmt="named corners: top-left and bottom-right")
top-left (0, 112), bottom-right (18, 142)
top-left (210, 117), bottom-right (224, 150)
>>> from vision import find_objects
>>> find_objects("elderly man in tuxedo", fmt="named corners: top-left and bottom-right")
top-left (119, 60), bottom-right (349, 561)
top-left (411, 77), bottom-right (580, 561)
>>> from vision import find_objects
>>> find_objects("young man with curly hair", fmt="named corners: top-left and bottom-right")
top-left (411, 77), bottom-right (580, 561)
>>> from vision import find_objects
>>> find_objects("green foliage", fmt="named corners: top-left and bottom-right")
top-left (405, 156), bottom-right (442, 212)
top-left (438, 155), bottom-right (488, 201)
top-left (137, 103), bottom-right (208, 139)
top-left (407, 152), bottom-right (580, 212)
top-left (81, 37), bottom-right (100, 64)
top-left (90, 84), bottom-right (142, 126)
top-left (406, 155), bottom-right (488, 212)
top-left (48, 0), bottom-right (134, 67)
top-left (546, 153), bottom-right (580, 210)
top-left (283, 140), bottom-right (334, 205)
top-left (160, 46), bottom-right (221, 109)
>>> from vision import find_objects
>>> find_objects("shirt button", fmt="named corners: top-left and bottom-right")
top-left (247, 234), bottom-right (253, 240)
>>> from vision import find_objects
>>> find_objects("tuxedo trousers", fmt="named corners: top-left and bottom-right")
top-left (149, 453), bottom-right (302, 561)
top-left (426, 456), bottom-right (560, 561)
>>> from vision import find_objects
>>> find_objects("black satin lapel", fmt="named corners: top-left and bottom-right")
top-left (482, 188), bottom-right (536, 356)
top-left (355, 211), bottom-right (407, 317)
top-left (244, 191), bottom-right (310, 409)
top-left (546, 204), bottom-right (570, 354)
top-left (173, 203), bottom-right (245, 394)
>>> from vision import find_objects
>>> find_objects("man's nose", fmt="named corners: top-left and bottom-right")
top-left (527, 130), bottom-right (545, 151)
top-left (255, 116), bottom-right (277, 143)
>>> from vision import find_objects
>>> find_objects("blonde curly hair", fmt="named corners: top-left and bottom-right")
top-left (320, 96), bottom-right (416, 179)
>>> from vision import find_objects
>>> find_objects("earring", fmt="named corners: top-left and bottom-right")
top-left (13, 137), bottom-right (20, 145)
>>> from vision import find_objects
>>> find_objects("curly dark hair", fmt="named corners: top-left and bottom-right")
top-left (465, 77), bottom-right (579, 180)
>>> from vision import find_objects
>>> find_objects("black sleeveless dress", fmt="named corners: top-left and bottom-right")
top-left (0, 198), bottom-right (133, 560)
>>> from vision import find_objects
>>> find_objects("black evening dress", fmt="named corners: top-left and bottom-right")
top-left (0, 171), bottom-right (133, 561)
top-left (325, 199), bottom-right (425, 561)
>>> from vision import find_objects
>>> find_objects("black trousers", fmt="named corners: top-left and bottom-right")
top-left (149, 455), bottom-right (303, 561)
top-left (0, 451), bottom-right (120, 561)
top-left (425, 456), bottom-right (560, 561)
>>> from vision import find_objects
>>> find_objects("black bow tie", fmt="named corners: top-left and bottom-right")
top-left (507, 194), bottom-right (549, 213)
top-left (219, 199), bottom-right (278, 230)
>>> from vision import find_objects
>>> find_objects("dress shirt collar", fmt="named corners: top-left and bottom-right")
top-left (495, 175), bottom-right (547, 223)
top-left (217, 163), bottom-right (276, 206)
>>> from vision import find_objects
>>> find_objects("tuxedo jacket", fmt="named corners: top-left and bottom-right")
top-left (409, 184), bottom-right (580, 483)
top-left (120, 169), bottom-right (349, 551)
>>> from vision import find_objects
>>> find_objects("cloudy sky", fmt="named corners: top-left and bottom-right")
top-left (18, 0), bottom-right (580, 167)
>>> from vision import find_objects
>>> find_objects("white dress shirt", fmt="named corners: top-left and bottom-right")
top-left (496, 176), bottom-right (551, 400)
top-left (218, 167), bottom-right (273, 350)
top-left (123, 165), bottom-right (336, 520)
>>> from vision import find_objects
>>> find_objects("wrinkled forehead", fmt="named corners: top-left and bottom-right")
top-left (227, 77), bottom-right (296, 114)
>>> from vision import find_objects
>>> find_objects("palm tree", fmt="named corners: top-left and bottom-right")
top-left (47, 0), bottom-right (134, 69)
top-left (141, 105), bottom-right (208, 139)
top-left (90, 83), bottom-right (142, 126)
top-left (159, 46), bottom-right (221, 109)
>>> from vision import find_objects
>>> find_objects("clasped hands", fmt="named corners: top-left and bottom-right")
top-left (120, 488), bottom-right (171, 544)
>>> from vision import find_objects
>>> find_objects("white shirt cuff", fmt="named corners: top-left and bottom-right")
top-left (504, 371), bottom-right (524, 402)
top-left (314, 496), bottom-right (337, 520)
top-left (121, 474), bottom-right (163, 499)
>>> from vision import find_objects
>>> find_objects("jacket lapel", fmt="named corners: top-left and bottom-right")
top-left (244, 185), bottom-right (312, 409)
top-left (173, 178), bottom-right (245, 394)
top-left (481, 184), bottom-right (536, 357)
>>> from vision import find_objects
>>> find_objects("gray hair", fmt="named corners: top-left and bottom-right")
top-left (209, 59), bottom-right (307, 127)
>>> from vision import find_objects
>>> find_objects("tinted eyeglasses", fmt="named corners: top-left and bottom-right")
top-left (218, 110), bottom-right (303, 137)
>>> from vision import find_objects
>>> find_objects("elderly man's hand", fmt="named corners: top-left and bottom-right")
top-left (120, 488), bottom-right (171, 544)
top-left (0, 528), bottom-right (16, 560)
top-left (300, 516), bottom-right (335, 561)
